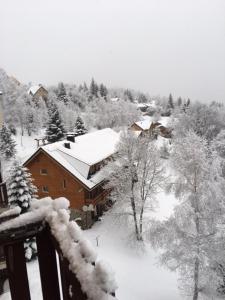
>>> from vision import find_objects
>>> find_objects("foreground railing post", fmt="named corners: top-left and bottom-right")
top-left (36, 227), bottom-right (61, 300)
top-left (58, 254), bottom-right (87, 300)
top-left (4, 242), bottom-right (31, 300)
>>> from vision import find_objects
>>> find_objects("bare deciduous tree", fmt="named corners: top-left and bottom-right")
top-left (105, 131), bottom-right (165, 241)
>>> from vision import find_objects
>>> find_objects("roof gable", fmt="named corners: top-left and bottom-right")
top-left (24, 128), bottom-right (120, 190)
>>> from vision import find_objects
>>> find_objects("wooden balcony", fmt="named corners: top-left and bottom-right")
top-left (0, 198), bottom-right (117, 300)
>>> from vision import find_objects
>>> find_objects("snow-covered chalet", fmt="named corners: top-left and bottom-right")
top-left (130, 115), bottom-right (172, 138)
top-left (28, 84), bottom-right (48, 101)
top-left (23, 128), bottom-right (120, 228)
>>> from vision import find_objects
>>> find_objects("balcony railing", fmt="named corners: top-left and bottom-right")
top-left (0, 198), bottom-right (117, 300)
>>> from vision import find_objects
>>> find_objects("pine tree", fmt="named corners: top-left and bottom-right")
top-left (124, 89), bottom-right (134, 102)
top-left (57, 82), bottom-right (68, 104)
top-left (89, 78), bottom-right (99, 98)
top-left (74, 116), bottom-right (88, 136)
top-left (137, 93), bottom-right (148, 103)
top-left (7, 161), bottom-right (38, 261)
top-left (0, 123), bottom-right (17, 160)
top-left (177, 97), bottom-right (182, 106)
top-left (99, 83), bottom-right (108, 98)
top-left (46, 103), bottom-right (66, 143)
top-left (168, 93), bottom-right (174, 109)
top-left (7, 161), bottom-right (37, 212)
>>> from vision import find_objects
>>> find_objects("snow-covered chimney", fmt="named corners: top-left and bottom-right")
top-left (66, 133), bottom-right (76, 143)
top-left (64, 142), bottom-right (71, 149)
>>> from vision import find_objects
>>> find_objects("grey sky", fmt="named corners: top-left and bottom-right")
top-left (1, 0), bottom-right (225, 102)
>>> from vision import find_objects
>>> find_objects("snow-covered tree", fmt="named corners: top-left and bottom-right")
top-left (149, 131), bottom-right (225, 299)
top-left (137, 93), bottom-right (148, 103)
top-left (57, 82), bottom-right (68, 104)
top-left (0, 123), bottom-right (17, 160)
top-left (84, 98), bottom-right (140, 130)
top-left (90, 78), bottom-right (99, 98)
top-left (168, 93), bottom-right (174, 109)
top-left (99, 83), bottom-right (108, 98)
top-left (173, 102), bottom-right (225, 142)
top-left (124, 89), bottom-right (134, 102)
top-left (106, 132), bottom-right (165, 241)
top-left (46, 102), bottom-right (66, 143)
top-left (177, 97), bottom-right (182, 107)
top-left (74, 116), bottom-right (88, 136)
top-left (7, 161), bottom-right (38, 260)
top-left (7, 161), bottom-right (37, 212)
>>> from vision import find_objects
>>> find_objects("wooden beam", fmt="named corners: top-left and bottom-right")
top-left (4, 242), bottom-right (31, 300)
top-left (36, 228), bottom-right (61, 300)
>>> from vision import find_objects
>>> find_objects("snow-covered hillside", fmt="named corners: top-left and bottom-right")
top-left (1, 132), bottom-right (182, 300)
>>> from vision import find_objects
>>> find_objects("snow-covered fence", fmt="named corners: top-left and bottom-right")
top-left (0, 197), bottom-right (118, 300)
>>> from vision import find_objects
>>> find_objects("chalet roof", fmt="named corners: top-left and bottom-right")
top-left (134, 116), bottom-right (153, 130)
top-left (25, 128), bottom-right (120, 190)
top-left (133, 116), bottom-right (170, 131)
top-left (28, 85), bottom-right (47, 96)
top-left (43, 128), bottom-right (119, 166)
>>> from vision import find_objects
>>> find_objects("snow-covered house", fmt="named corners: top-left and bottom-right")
top-left (130, 116), bottom-right (172, 138)
top-left (130, 116), bottom-right (153, 136)
top-left (28, 84), bottom-right (48, 100)
top-left (23, 128), bottom-right (120, 227)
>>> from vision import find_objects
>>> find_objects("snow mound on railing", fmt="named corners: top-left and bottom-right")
top-left (33, 197), bottom-right (118, 300)
top-left (0, 197), bottom-right (118, 299)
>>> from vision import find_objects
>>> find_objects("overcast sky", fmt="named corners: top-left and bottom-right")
top-left (1, 0), bottom-right (225, 102)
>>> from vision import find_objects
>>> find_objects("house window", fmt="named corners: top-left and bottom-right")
top-left (40, 169), bottom-right (48, 175)
top-left (42, 186), bottom-right (49, 193)
top-left (63, 179), bottom-right (66, 189)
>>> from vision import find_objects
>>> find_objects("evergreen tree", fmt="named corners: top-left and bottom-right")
top-left (57, 82), bottom-right (68, 104)
top-left (7, 161), bottom-right (37, 212)
top-left (137, 93), bottom-right (148, 103)
top-left (90, 78), bottom-right (99, 98)
top-left (74, 116), bottom-right (88, 136)
top-left (0, 123), bottom-right (17, 160)
top-left (124, 89), bottom-right (134, 102)
top-left (168, 93), bottom-right (174, 109)
top-left (83, 82), bottom-right (88, 92)
top-left (7, 161), bottom-right (38, 260)
top-left (99, 83), bottom-right (108, 98)
top-left (46, 103), bottom-right (66, 143)
top-left (177, 97), bottom-right (182, 106)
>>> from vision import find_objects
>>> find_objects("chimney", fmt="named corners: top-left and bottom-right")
top-left (66, 133), bottom-right (76, 143)
top-left (64, 142), bottom-right (71, 149)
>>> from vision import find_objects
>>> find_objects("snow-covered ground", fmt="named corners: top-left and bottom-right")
top-left (83, 206), bottom-right (181, 300)
top-left (1, 132), bottom-right (182, 300)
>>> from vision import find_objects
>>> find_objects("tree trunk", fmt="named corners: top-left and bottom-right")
top-left (130, 179), bottom-right (140, 240)
top-left (139, 205), bottom-right (144, 241)
top-left (193, 256), bottom-right (199, 300)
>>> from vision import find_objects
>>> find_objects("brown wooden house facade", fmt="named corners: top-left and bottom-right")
top-left (28, 85), bottom-right (48, 102)
top-left (23, 128), bottom-right (119, 228)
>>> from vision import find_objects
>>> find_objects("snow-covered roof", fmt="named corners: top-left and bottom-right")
top-left (110, 97), bottom-right (120, 102)
top-left (26, 128), bottom-right (120, 189)
top-left (134, 116), bottom-right (153, 130)
top-left (157, 116), bottom-right (170, 127)
top-left (133, 116), bottom-right (170, 131)
top-left (28, 85), bottom-right (46, 96)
